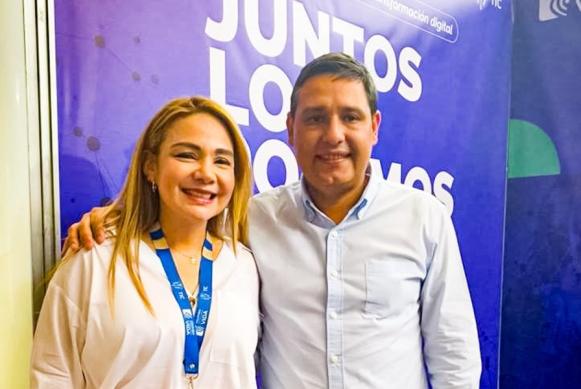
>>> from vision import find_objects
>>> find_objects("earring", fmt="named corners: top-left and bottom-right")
top-left (151, 182), bottom-right (157, 193)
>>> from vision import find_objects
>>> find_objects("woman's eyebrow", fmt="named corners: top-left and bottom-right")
top-left (170, 141), bottom-right (201, 151)
top-left (215, 148), bottom-right (234, 157)
top-left (171, 142), bottom-right (233, 157)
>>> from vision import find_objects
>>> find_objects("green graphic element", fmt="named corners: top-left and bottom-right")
top-left (508, 119), bottom-right (561, 179)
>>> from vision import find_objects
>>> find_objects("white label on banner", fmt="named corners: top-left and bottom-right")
top-left (404, 166), bottom-right (432, 192)
top-left (397, 47), bottom-right (423, 102)
top-left (245, 0), bottom-right (287, 57)
top-left (293, 2), bottom-right (330, 67)
top-left (364, 35), bottom-right (398, 93)
top-left (204, 0), bottom-right (238, 42)
top-left (332, 16), bottom-right (365, 58)
top-left (209, 47), bottom-right (250, 126)
top-left (254, 139), bottom-right (299, 192)
top-left (434, 170), bottom-right (455, 214)
top-left (249, 65), bottom-right (292, 133)
top-left (371, 159), bottom-right (455, 214)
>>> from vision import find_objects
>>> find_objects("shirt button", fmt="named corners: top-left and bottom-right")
top-left (330, 270), bottom-right (339, 279)
top-left (330, 354), bottom-right (339, 364)
top-left (329, 231), bottom-right (337, 239)
top-left (329, 311), bottom-right (338, 319)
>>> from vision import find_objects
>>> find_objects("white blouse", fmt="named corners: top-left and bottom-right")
top-left (31, 238), bottom-right (260, 388)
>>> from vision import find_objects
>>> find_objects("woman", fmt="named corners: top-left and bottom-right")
top-left (31, 97), bottom-right (259, 388)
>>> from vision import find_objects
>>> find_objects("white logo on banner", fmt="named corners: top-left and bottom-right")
top-left (477, 0), bottom-right (503, 10)
top-left (539, 0), bottom-right (581, 21)
top-left (370, 159), bottom-right (455, 215)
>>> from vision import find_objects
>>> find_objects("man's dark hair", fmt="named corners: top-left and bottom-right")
top-left (289, 52), bottom-right (378, 116)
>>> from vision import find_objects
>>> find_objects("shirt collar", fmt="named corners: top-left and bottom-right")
top-left (299, 163), bottom-right (381, 225)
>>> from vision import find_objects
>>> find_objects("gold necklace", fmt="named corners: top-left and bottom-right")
top-left (170, 249), bottom-right (200, 263)
top-left (168, 249), bottom-right (200, 305)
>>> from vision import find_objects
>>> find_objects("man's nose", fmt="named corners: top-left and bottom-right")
top-left (323, 116), bottom-right (346, 145)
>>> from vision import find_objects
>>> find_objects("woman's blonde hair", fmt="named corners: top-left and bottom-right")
top-left (104, 96), bottom-right (252, 313)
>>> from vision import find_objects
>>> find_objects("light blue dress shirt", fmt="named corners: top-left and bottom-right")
top-left (249, 168), bottom-right (481, 389)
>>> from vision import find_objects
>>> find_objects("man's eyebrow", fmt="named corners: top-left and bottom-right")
top-left (340, 106), bottom-right (366, 113)
top-left (300, 106), bottom-right (326, 114)
top-left (301, 106), bottom-right (366, 114)
top-left (170, 142), bottom-right (233, 157)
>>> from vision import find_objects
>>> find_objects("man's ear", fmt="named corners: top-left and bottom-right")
top-left (142, 151), bottom-right (157, 183)
top-left (371, 110), bottom-right (381, 145)
top-left (286, 112), bottom-right (295, 147)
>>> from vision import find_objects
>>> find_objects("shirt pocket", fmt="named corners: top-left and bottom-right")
top-left (364, 258), bottom-right (421, 319)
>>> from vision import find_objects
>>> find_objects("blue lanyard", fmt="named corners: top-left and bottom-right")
top-left (150, 227), bottom-right (214, 377)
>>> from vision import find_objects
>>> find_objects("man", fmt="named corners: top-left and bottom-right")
top-left (66, 53), bottom-right (481, 388)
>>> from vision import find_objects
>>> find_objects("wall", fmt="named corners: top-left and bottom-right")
top-left (0, 0), bottom-right (34, 386)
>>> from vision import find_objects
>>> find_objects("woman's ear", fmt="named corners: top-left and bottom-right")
top-left (143, 151), bottom-right (157, 183)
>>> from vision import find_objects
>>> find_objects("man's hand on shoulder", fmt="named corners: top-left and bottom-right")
top-left (62, 206), bottom-right (108, 255)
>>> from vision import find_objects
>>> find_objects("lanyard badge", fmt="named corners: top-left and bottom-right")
top-left (150, 227), bottom-right (214, 378)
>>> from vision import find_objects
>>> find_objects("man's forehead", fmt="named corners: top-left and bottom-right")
top-left (295, 75), bottom-right (367, 109)
top-left (298, 74), bottom-right (364, 91)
